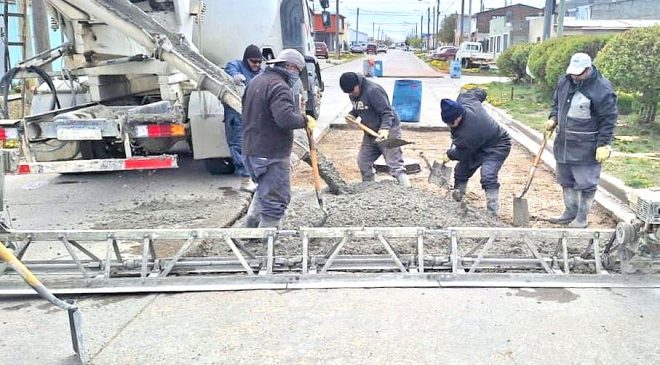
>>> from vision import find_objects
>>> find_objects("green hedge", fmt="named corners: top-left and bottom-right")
top-left (496, 43), bottom-right (534, 82)
top-left (527, 37), bottom-right (561, 88)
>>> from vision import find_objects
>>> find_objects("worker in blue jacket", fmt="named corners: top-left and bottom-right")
top-left (440, 89), bottom-right (511, 216)
top-left (224, 44), bottom-right (263, 192)
top-left (545, 53), bottom-right (617, 228)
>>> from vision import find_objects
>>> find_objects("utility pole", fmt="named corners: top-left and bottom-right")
top-left (427, 7), bottom-right (430, 51)
top-left (436, 0), bottom-right (440, 47)
top-left (460, 0), bottom-right (465, 44)
top-left (336, 0), bottom-right (340, 57)
top-left (373, 22), bottom-right (375, 42)
top-left (355, 8), bottom-right (359, 44)
top-left (542, 0), bottom-right (554, 40)
top-left (557, 0), bottom-right (567, 37)
top-left (432, 6), bottom-right (436, 49)
top-left (420, 15), bottom-right (423, 44)
top-left (32, 0), bottom-right (51, 71)
top-left (468, 0), bottom-right (472, 40)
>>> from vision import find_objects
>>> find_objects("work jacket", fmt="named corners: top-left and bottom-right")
top-left (242, 67), bottom-right (306, 159)
top-left (447, 89), bottom-right (511, 168)
top-left (549, 67), bottom-right (617, 165)
top-left (349, 74), bottom-right (401, 134)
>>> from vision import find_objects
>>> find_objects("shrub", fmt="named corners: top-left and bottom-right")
top-left (543, 35), bottom-right (610, 89)
top-left (496, 43), bottom-right (534, 82)
top-left (617, 92), bottom-right (635, 115)
top-left (596, 25), bottom-right (660, 123)
top-left (527, 38), bottom-right (561, 84)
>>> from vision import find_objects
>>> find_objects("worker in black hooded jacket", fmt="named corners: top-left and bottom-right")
top-left (440, 88), bottom-right (511, 216)
top-left (544, 52), bottom-right (617, 228)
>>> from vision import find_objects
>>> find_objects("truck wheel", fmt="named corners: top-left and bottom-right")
top-left (204, 158), bottom-right (235, 175)
top-left (461, 58), bottom-right (470, 68)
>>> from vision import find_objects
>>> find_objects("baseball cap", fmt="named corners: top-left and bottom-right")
top-left (566, 53), bottom-right (592, 75)
top-left (266, 49), bottom-right (305, 70)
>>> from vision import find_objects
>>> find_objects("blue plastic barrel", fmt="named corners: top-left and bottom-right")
top-left (374, 60), bottom-right (383, 77)
top-left (392, 79), bottom-right (422, 123)
top-left (450, 60), bottom-right (462, 79)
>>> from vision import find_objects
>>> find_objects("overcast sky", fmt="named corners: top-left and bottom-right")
top-left (310, 0), bottom-right (549, 40)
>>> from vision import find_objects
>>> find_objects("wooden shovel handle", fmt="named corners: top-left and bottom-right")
top-left (305, 127), bottom-right (322, 193)
top-left (347, 116), bottom-right (381, 139)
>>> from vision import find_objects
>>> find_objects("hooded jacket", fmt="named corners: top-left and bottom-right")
top-left (348, 74), bottom-right (400, 133)
top-left (242, 67), bottom-right (306, 158)
top-left (447, 89), bottom-right (511, 166)
top-left (549, 66), bottom-right (617, 165)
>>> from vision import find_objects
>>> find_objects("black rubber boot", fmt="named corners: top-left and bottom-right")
top-left (361, 173), bottom-right (375, 182)
top-left (243, 195), bottom-right (261, 228)
top-left (568, 190), bottom-right (596, 228)
top-left (451, 181), bottom-right (467, 202)
top-left (485, 188), bottom-right (500, 216)
top-left (548, 187), bottom-right (578, 224)
top-left (258, 216), bottom-right (282, 229)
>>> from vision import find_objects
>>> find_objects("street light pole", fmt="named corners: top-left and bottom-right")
top-left (336, 0), bottom-right (340, 57)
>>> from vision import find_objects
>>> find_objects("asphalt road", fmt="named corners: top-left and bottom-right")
top-left (1, 50), bottom-right (658, 365)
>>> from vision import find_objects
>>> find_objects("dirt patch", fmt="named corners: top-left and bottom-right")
top-left (292, 128), bottom-right (616, 229)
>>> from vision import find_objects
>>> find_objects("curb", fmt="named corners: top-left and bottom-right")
top-left (483, 103), bottom-right (635, 223)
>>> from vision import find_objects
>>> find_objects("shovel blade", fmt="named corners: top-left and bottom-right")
top-left (66, 299), bottom-right (86, 363)
top-left (428, 161), bottom-right (452, 187)
top-left (377, 138), bottom-right (414, 149)
top-left (512, 197), bottom-right (530, 227)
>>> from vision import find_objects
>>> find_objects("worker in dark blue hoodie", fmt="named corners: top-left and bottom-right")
top-left (224, 44), bottom-right (263, 192)
top-left (440, 89), bottom-right (511, 216)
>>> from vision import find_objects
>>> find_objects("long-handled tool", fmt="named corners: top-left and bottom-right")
top-left (346, 115), bottom-right (414, 149)
top-left (418, 151), bottom-right (452, 188)
top-left (305, 125), bottom-right (329, 223)
top-left (0, 242), bottom-right (85, 364)
top-left (513, 134), bottom-right (549, 227)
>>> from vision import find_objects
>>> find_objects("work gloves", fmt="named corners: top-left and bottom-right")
top-left (596, 145), bottom-right (612, 163)
top-left (306, 115), bottom-right (317, 130)
top-left (377, 129), bottom-right (389, 140)
top-left (440, 153), bottom-right (451, 164)
top-left (544, 119), bottom-right (557, 140)
top-left (232, 74), bottom-right (246, 85)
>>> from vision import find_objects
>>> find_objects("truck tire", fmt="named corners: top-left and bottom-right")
top-left (204, 158), bottom-right (235, 175)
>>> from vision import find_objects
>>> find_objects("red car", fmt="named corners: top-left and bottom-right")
top-left (431, 46), bottom-right (458, 61)
top-left (315, 42), bottom-right (329, 59)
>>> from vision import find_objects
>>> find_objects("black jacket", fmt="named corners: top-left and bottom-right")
top-left (242, 67), bottom-right (306, 159)
top-left (447, 89), bottom-right (511, 167)
top-left (549, 67), bottom-right (617, 165)
top-left (349, 74), bottom-right (400, 133)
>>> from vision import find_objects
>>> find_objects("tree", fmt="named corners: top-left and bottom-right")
top-left (544, 35), bottom-right (610, 90)
top-left (439, 15), bottom-right (456, 44)
top-left (596, 25), bottom-right (660, 123)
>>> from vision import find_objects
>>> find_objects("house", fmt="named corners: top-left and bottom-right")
top-left (312, 13), bottom-right (346, 51)
top-left (473, 4), bottom-right (543, 52)
top-left (528, 17), bottom-right (660, 42)
top-left (349, 29), bottom-right (368, 45)
top-left (564, 0), bottom-right (660, 20)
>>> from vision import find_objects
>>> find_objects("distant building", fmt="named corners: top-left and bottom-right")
top-left (473, 4), bottom-right (543, 52)
top-left (312, 13), bottom-right (346, 51)
top-left (349, 29), bottom-right (368, 45)
top-left (563, 0), bottom-right (660, 20)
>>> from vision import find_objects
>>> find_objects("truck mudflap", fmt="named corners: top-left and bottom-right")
top-left (16, 155), bottom-right (178, 174)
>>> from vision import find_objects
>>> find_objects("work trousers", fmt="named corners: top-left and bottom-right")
top-left (454, 159), bottom-right (505, 190)
top-left (224, 109), bottom-right (249, 177)
top-left (243, 156), bottom-right (291, 220)
top-left (357, 126), bottom-right (405, 178)
top-left (556, 162), bottom-right (602, 193)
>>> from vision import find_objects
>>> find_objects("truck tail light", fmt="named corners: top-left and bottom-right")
top-left (0, 127), bottom-right (19, 141)
top-left (135, 124), bottom-right (185, 138)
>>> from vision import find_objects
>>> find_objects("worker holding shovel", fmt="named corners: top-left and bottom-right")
top-left (339, 72), bottom-right (411, 187)
top-left (545, 53), bottom-right (617, 228)
top-left (440, 89), bottom-right (511, 216)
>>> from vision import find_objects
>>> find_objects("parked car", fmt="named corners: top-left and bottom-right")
top-left (366, 43), bottom-right (377, 55)
top-left (315, 42), bottom-right (329, 58)
top-left (377, 45), bottom-right (387, 53)
top-left (349, 44), bottom-right (364, 53)
top-left (430, 46), bottom-right (458, 61)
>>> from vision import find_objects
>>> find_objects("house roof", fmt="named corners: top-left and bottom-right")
top-left (476, 4), bottom-right (543, 16)
top-left (563, 19), bottom-right (660, 29)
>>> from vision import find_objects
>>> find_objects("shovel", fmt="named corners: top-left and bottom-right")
top-left (346, 115), bottom-right (414, 149)
top-left (418, 151), bottom-right (452, 187)
top-left (305, 125), bottom-right (329, 223)
top-left (513, 134), bottom-right (549, 227)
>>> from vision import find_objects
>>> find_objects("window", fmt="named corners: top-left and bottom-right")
top-left (496, 36), bottom-right (501, 53)
top-left (503, 34), bottom-right (509, 50)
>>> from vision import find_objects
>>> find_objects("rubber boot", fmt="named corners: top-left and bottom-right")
top-left (568, 190), bottom-right (596, 228)
top-left (548, 187), bottom-right (578, 224)
top-left (451, 181), bottom-right (467, 202)
top-left (258, 216), bottom-right (282, 229)
top-left (243, 195), bottom-right (261, 228)
top-left (485, 188), bottom-right (500, 216)
top-left (361, 173), bottom-right (375, 182)
top-left (396, 173), bottom-right (411, 187)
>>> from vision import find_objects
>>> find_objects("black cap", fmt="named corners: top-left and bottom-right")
top-left (339, 72), bottom-right (360, 93)
top-left (243, 45), bottom-right (262, 63)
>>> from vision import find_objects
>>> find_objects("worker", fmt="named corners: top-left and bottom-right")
top-left (545, 53), bottom-right (617, 228)
top-left (223, 44), bottom-right (263, 192)
top-left (241, 49), bottom-right (316, 228)
top-left (339, 72), bottom-right (410, 187)
top-left (440, 88), bottom-right (511, 216)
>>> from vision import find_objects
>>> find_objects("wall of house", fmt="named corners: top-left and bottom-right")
top-left (475, 5), bottom-right (543, 34)
top-left (591, 0), bottom-right (660, 20)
